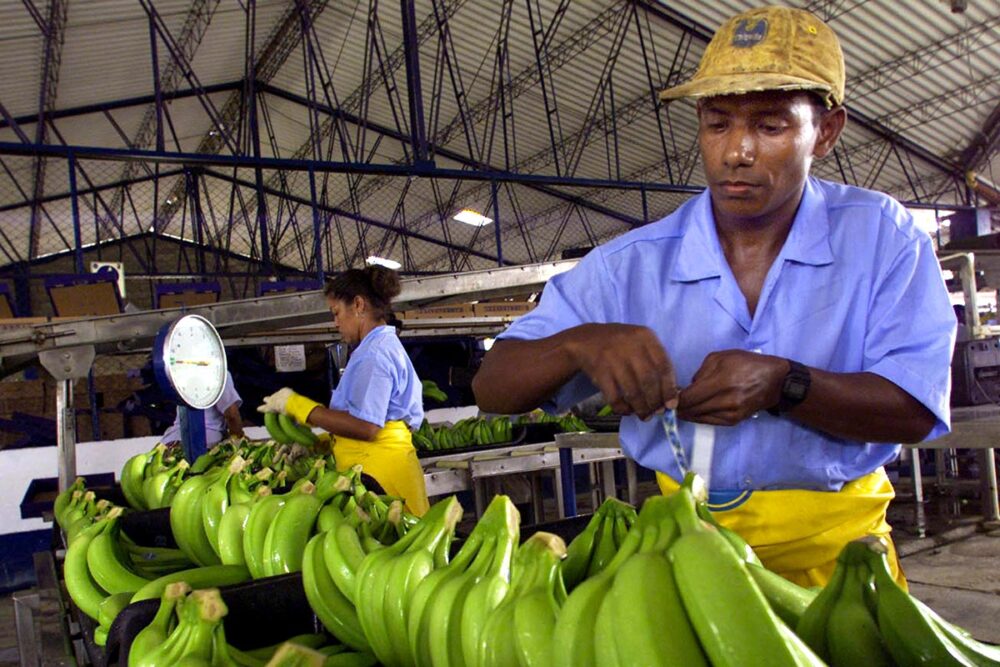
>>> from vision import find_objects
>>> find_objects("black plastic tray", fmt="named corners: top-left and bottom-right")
top-left (120, 508), bottom-right (176, 549)
top-left (105, 572), bottom-right (320, 666)
top-left (581, 415), bottom-right (622, 433)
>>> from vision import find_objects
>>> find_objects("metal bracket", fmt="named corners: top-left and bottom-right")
top-left (39, 345), bottom-right (95, 491)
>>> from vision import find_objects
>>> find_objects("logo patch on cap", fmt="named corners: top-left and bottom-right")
top-left (731, 18), bottom-right (768, 48)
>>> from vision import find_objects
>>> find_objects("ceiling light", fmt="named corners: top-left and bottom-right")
top-left (366, 255), bottom-right (401, 270)
top-left (453, 209), bottom-right (493, 226)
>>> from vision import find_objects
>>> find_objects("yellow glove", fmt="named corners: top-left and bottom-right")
top-left (286, 392), bottom-right (322, 425)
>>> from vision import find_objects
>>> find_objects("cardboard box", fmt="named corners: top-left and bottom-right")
top-left (402, 304), bottom-right (475, 320)
top-left (472, 301), bottom-right (536, 318)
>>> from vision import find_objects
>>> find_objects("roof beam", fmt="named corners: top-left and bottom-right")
top-left (28, 0), bottom-right (67, 260)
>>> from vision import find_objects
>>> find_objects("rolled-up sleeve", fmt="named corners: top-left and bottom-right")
top-left (498, 250), bottom-right (618, 413)
top-left (864, 231), bottom-right (956, 440)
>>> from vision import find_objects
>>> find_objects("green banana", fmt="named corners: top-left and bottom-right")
top-left (130, 564), bottom-right (250, 603)
top-left (279, 413), bottom-right (319, 447)
top-left (668, 485), bottom-right (802, 667)
top-left (243, 492), bottom-right (288, 579)
top-left (217, 502), bottom-right (252, 566)
top-left (132, 588), bottom-right (226, 667)
top-left (170, 473), bottom-right (223, 567)
top-left (265, 411), bottom-right (294, 444)
top-left (360, 497), bottom-right (463, 666)
top-left (54, 477), bottom-right (86, 525)
top-left (320, 652), bottom-right (379, 667)
top-left (459, 497), bottom-right (519, 667)
top-left (263, 641), bottom-right (326, 667)
top-left (747, 562), bottom-right (818, 628)
top-left (121, 451), bottom-right (152, 510)
top-left (585, 514), bottom-right (617, 578)
top-left (129, 582), bottom-right (191, 666)
top-left (63, 516), bottom-right (112, 620)
top-left (408, 533), bottom-right (484, 667)
top-left (301, 533), bottom-right (370, 652)
top-left (511, 533), bottom-right (568, 667)
top-left (796, 549), bottom-right (848, 660)
top-left (826, 556), bottom-right (893, 667)
top-left (863, 539), bottom-right (978, 666)
top-left (697, 500), bottom-right (761, 565)
top-left (607, 551), bottom-right (708, 665)
top-left (202, 456), bottom-right (247, 558)
top-left (86, 511), bottom-right (151, 594)
top-left (266, 483), bottom-right (322, 575)
top-left (323, 523), bottom-right (367, 602)
top-left (95, 591), bottom-right (133, 647)
top-left (560, 512), bottom-right (600, 591)
top-left (316, 504), bottom-right (344, 534)
top-left (425, 537), bottom-right (496, 667)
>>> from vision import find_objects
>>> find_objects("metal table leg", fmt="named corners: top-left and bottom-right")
top-left (558, 448), bottom-right (577, 518)
top-left (530, 473), bottom-right (545, 524)
top-left (599, 460), bottom-right (616, 502)
top-left (625, 459), bottom-right (638, 505)
top-left (912, 448), bottom-right (926, 539)
top-left (979, 448), bottom-right (1000, 523)
top-left (14, 590), bottom-right (40, 667)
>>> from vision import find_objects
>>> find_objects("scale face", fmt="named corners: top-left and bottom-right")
top-left (155, 314), bottom-right (227, 410)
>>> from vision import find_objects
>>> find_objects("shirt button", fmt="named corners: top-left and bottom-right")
top-left (751, 347), bottom-right (763, 354)
top-left (743, 475), bottom-right (753, 488)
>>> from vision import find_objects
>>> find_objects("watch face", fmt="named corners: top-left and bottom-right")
top-left (164, 315), bottom-right (226, 409)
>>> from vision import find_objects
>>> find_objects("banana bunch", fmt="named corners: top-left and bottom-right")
top-left (301, 482), bottom-right (437, 653)
top-left (120, 443), bottom-right (189, 510)
top-left (560, 496), bottom-right (637, 591)
top-left (264, 411), bottom-right (320, 447)
top-left (62, 501), bottom-right (199, 627)
top-left (797, 535), bottom-right (1000, 666)
top-left (354, 495), bottom-right (467, 666)
top-left (129, 587), bottom-right (229, 667)
top-left (515, 410), bottom-right (591, 433)
top-left (122, 438), bottom-right (325, 513)
top-left (412, 417), bottom-right (515, 452)
top-left (549, 475), bottom-right (824, 667)
top-left (403, 495), bottom-right (517, 667)
top-left (422, 379), bottom-right (449, 403)
top-left (476, 531), bottom-right (568, 667)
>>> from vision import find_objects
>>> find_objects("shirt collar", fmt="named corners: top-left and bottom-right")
top-left (670, 177), bottom-right (833, 282)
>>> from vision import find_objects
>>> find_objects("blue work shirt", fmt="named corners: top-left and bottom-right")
top-left (330, 325), bottom-right (424, 430)
top-left (500, 178), bottom-right (956, 492)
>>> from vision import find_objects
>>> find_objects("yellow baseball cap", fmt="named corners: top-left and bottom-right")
top-left (659, 6), bottom-right (845, 107)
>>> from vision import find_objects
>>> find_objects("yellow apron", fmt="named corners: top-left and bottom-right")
top-left (657, 467), bottom-right (906, 589)
top-left (332, 421), bottom-right (430, 517)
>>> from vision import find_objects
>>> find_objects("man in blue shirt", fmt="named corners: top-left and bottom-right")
top-left (473, 6), bottom-right (955, 586)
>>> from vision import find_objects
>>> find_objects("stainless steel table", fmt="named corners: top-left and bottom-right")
top-left (904, 405), bottom-right (1000, 534)
top-left (421, 435), bottom-right (635, 519)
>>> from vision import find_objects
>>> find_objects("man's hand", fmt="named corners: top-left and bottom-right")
top-left (566, 323), bottom-right (678, 420)
top-left (678, 350), bottom-right (788, 425)
top-left (257, 387), bottom-right (296, 415)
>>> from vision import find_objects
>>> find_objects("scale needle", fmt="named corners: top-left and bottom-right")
top-left (173, 359), bottom-right (212, 366)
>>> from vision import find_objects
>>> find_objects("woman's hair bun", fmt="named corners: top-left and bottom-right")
top-left (365, 265), bottom-right (402, 301)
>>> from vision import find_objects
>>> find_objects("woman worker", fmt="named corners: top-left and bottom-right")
top-left (257, 266), bottom-right (430, 516)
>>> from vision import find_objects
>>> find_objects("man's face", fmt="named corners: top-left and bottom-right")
top-left (697, 91), bottom-right (843, 227)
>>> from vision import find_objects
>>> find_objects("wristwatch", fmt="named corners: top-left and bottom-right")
top-left (767, 359), bottom-right (811, 416)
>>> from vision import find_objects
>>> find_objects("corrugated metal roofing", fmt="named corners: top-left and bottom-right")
top-left (0, 0), bottom-right (997, 270)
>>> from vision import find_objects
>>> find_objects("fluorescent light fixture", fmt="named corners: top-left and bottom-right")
top-left (453, 209), bottom-right (493, 226)
top-left (366, 255), bottom-right (401, 270)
